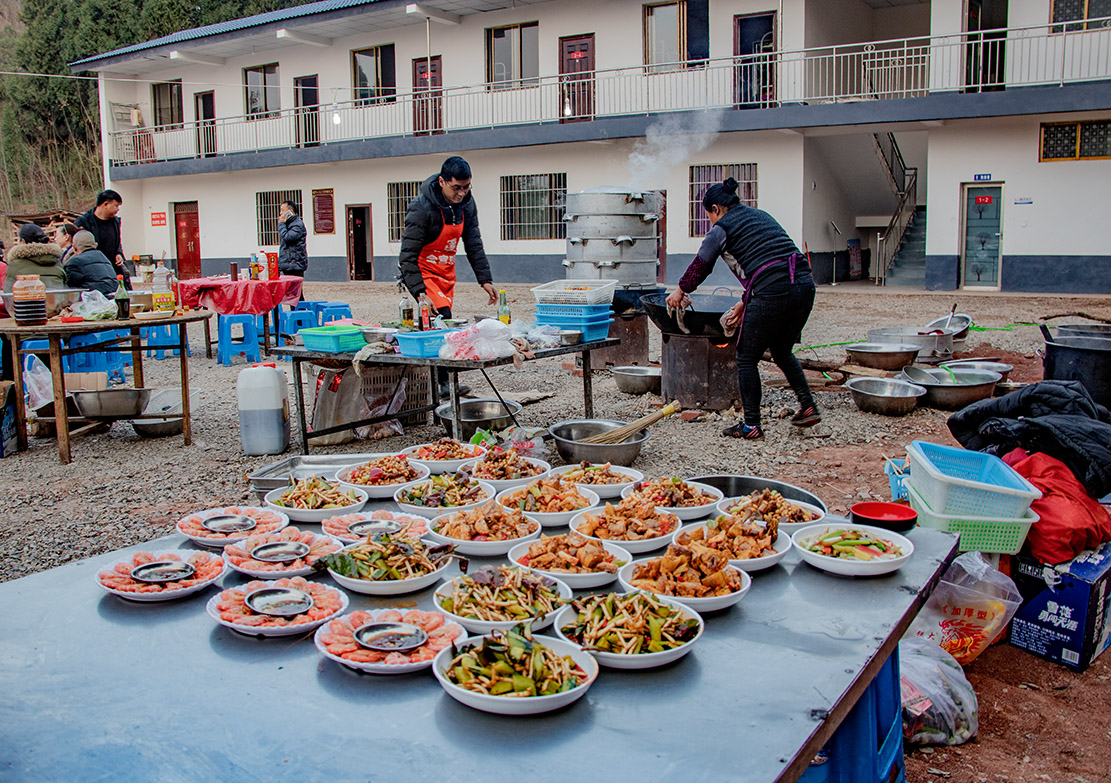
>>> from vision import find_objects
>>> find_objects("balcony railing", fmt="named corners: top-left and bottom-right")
top-left (111, 16), bottom-right (1111, 166)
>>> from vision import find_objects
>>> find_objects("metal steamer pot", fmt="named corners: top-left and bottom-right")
top-left (1040, 325), bottom-right (1111, 409)
top-left (640, 292), bottom-right (739, 337)
top-left (563, 187), bottom-right (660, 287)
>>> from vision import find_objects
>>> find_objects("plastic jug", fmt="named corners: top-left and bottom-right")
top-left (237, 363), bottom-right (290, 455)
top-left (152, 262), bottom-right (174, 311)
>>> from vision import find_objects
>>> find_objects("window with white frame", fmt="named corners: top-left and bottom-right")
top-left (1052, 0), bottom-right (1111, 31)
top-left (257, 189), bottom-right (302, 246)
top-left (352, 45), bottom-right (397, 104)
top-left (689, 164), bottom-right (758, 237)
top-left (500, 173), bottom-right (567, 240)
top-left (387, 181), bottom-right (422, 242)
top-left (244, 64), bottom-right (280, 118)
top-left (487, 23), bottom-right (539, 89)
top-left (644, 2), bottom-right (686, 74)
top-left (1040, 119), bottom-right (1111, 161)
top-left (151, 81), bottom-right (182, 128)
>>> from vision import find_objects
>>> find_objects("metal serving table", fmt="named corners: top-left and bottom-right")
top-left (271, 338), bottom-right (619, 454)
top-left (0, 509), bottom-right (957, 782)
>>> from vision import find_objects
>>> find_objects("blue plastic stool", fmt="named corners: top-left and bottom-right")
top-left (66, 332), bottom-right (126, 382)
top-left (319, 303), bottom-right (353, 324)
top-left (295, 300), bottom-right (328, 325)
top-left (280, 309), bottom-right (316, 337)
top-left (142, 325), bottom-right (187, 359)
top-left (218, 314), bottom-right (261, 366)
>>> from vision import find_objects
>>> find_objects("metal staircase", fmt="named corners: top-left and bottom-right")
top-left (873, 132), bottom-right (920, 287)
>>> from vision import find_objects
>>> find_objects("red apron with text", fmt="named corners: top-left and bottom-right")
top-left (417, 218), bottom-right (465, 311)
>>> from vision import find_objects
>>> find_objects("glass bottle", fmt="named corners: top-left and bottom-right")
top-left (114, 275), bottom-right (131, 320)
top-left (419, 300), bottom-right (432, 331)
top-left (397, 283), bottom-right (414, 328)
top-left (497, 289), bottom-right (511, 325)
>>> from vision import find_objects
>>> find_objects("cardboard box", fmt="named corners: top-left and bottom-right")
top-left (0, 381), bottom-right (18, 457)
top-left (64, 372), bottom-right (108, 391)
top-left (1008, 541), bottom-right (1111, 671)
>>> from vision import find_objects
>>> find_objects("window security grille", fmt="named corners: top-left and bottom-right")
top-left (500, 174), bottom-right (568, 240)
top-left (688, 164), bottom-right (758, 237)
top-left (257, 189), bottom-right (302, 246)
top-left (387, 181), bottom-right (423, 242)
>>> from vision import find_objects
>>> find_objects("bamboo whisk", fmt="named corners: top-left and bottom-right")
top-left (580, 401), bottom-right (682, 445)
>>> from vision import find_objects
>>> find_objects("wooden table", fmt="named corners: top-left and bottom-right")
top-left (271, 339), bottom-right (619, 453)
top-left (0, 311), bottom-right (214, 463)
top-left (178, 276), bottom-right (303, 357)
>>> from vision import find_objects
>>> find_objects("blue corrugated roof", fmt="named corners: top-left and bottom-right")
top-left (70, 0), bottom-right (387, 67)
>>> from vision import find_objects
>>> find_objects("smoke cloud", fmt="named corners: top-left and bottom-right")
top-left (626, 109), bottom-right (727, 191)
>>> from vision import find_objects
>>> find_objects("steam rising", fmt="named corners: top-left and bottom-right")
top-left (626, 109), bottom-right (727, 191)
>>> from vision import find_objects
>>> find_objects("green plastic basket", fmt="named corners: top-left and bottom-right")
top-left (300, 325), bottom-right (365, 353)
top-left (908, 483), bottom-right (1038, 554)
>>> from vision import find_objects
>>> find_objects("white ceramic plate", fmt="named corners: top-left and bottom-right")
top-left (175, 506), bottom-right (290, 548)
top-left (95, 552), bottom-right (227, 602)
top-left (675, 523), bottom-right (792, 573)
top-left (569, 510), bottom-right (682, 554)
top-left (264, 486), bottom-right (368, 523)
top-left (552, 594), bottom-right (704, 669)
top-left (205, 584), bottom-right (348, 637)
top-left (715, 496), bottom-right (826, 536)
top-left (433, 572), bottom-right (572, 634)
top-left (313, 608), bottom-right (466, 674)
top-left (426, 509), bottom-right (542, 556)
top-left (432, 633), bottom-right (598, 715)
top-left (458, 456), bottom-right (551, 492)
top-left (791, 523), bottom-right (914, 576)
top-left (325, 541), bottom-right (453, 595)
top-left (400, 442), bottom-right (487, 474)
top-left (222, 529), bottom-right (342, 579)
top-left (617, 559), bottom-right (752, 612)
top-left (334, 458), bottom-right (431, 499)
top-left (320, 510), bottom-right (430, 543)
top-left (621, 480), bottom-right (724, 521)
top-left (546, 464), bottom-right (645, 499)
top-left (494, 485), bottom-right (601, 528)
top-left (394, 480), bottom-right (496, 519)
top-left (507, 539), bottom-right (632, 589)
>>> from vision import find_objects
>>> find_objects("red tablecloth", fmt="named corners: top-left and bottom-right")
top-left (178, 276), bottom-right (303, 316)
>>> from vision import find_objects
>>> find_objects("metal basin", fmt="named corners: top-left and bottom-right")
top-left (612, 366), bottom-right (661, 395)
top-left (435, 398), bottom-right (522, 440)
top-left (867, 327), bottom-right (958, 357)
top-left (641, 293), bottom-right (738, 337)
top-left (687, 475), bottom-right (827, 513)
top-left (131, 388), bottom-right (187, 437)
top-left (845, 377), bottom-right (926, 416)
top-left (844, 343), bottom-right (921, 371)
top-left (940, 360), bottom-right (1013, 383)
top-left (360, 327), bottom-right (398, 344)
top-left (896, 368), bottom-right (1001, 410)
top-left (72, 388), bottom-right (152, 419)
top-left (548, 419), bottom-right (649, 467)
top-left (924, 313), bottom-right (973, 341)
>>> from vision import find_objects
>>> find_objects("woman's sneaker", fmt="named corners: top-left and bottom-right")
top-left (722, 422), bottom-right (763, 439)
top-left (790, 405), bottom-right (821, 428)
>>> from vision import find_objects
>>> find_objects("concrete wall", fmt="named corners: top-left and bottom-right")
top-left (804, 0), bottom-right (873, 49)
top-left (802, 136), bottom-right (861, 253)
top-left (873, 4), bottom-right (932, 41)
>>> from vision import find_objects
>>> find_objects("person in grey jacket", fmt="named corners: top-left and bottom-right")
top-left (277, 200), bottom-right (307, 301)
top-left (65, 231), bottom-right (118, 296)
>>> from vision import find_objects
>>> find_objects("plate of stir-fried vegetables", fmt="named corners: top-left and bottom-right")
top-left (792, 523), bottom-right (914, 576)
top-left (264, 478), bottom-right (367, 522)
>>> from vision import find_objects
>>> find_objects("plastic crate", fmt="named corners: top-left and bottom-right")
top-left (907, 483), bottom-right (1039, 554)
top-left (361, 364), bottom-right (431, 426)
top-left (395, 329), bottom-right (454, 358)
top-left (884, 458), bottom-right (910, 501)
top-left (799, 650), bottom-right (905, 783)
top-left (530, 279), bottom-right (617, 306)
top-left (906, 440), bottom-right (1041, 518)
top-left (534, 303), bottom-right (613, 319)
top-left (299, 325), bottom-right (365, 354)
top-left (535, 314), bottom-right (614, 343)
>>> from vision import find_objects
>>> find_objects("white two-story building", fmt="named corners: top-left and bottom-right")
top-left (73, 0), bottom-right (1111, 292)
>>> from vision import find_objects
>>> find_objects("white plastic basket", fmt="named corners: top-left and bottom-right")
top-left (906, 440), bottom-right (1041, 518)
top-left (530, 280), bottom-right (617, 306)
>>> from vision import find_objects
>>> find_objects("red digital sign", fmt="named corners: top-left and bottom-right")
top-left (150, 212), bottom-right (167, 226)
top-left (570, 51), bottom-right (586, 59)
top-left (974, 196), bottom-right (993, 204)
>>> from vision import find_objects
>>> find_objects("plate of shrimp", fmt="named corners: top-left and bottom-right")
top-left (314, 608), bottom-right (466, 674)
top-left (206, 576), bottom-right (348, 637)
top-left (96, 550), bottom-right (227, 601)
top-left (175, 506), bottom-right (289, 548)
top-left (222, 526), bottom-right (342, 578)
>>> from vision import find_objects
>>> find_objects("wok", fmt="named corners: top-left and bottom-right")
top-left (640, 293), bottom-right (739, 337)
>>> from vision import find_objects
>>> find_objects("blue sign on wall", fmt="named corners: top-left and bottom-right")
top-left (974, 173), bottom-right (992, 181)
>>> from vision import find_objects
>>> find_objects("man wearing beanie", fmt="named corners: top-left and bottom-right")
top-left (3, 224), bottom-right (66, 292)
top-left (65, 230), bottom-right (118, 295)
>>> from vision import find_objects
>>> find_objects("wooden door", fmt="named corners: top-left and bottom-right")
top-left (194, 91), bottom-right (216, 157)
top-left (294, 75), bottom-right (320, 147)
top-left (559, 34), bottom-right (594, 122)
top-left (346, 205), bottom-right (373, 281)
top-left (173, 202), bottom-right (201, 279)
top-left (412, 56), bottom-right (443, 135)
top-left (733, 13), bottom-right (776, 108)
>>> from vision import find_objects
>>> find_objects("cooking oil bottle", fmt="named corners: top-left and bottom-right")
top-left (397, 283), bottom-right (415, 328)
top-left (497, 289), bottom-right (511, 324)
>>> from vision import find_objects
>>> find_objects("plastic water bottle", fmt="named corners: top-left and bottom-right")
top-left (237, 364), bottom-right (290, 455)
top-left (152, 261), bottom-right (174, 311)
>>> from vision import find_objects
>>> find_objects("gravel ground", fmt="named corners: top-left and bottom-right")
top-left (2, 282), bottom-right (1108, 583)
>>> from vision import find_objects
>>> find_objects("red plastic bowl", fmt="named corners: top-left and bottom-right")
top-left (850, 501), bottom-right (918, 532)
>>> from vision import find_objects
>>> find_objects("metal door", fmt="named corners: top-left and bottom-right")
top-left (174, 202), bottom-right (201, 279)
top-left (194, 91), bottom-right (216, 157)
top-left (961, 184), bottom-right (1003, 289)
top-left (412, 56), bottom-right (443, 135)
top-left (559, 34), bottom-right (594, 122)
top-left (294, 75), bottom-right (320, 148)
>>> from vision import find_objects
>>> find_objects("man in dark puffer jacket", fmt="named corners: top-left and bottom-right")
top-left (65, 231), bottom-right (118, 296)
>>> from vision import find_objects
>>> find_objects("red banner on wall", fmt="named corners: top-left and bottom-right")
top-left (151, 212), bottom-right (167, 226)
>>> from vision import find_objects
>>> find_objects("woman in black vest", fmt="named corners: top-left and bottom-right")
top-left (666, 177), bottom-right (819, 439)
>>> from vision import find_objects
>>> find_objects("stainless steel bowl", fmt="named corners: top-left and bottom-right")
top-left (924, 313), bottom-right (973, 341)
top-left (845, 377), bottom-right (927, 416)
top-left (688, 475), bottom-right (827, 513)
top-left (1, 288), bottom-right (84, 318)
top-left (867, 327), bottom-right (958, 357)
top-left (131, 388), bottom-right (186, 437)
top-left (435, 398), bottom-right (522, 440)
top-left (73, 388), bottom-right (152, 419)
top-left (360, 327), bottom-right (398, 344)
top-left (548, 419), bottom-right (649, 467)
top-left (844, 343), bottom-right (922, 371)
top-left (612, 366), bottom-right (662, 395)
top-left (559, 330), bottom-right (583, 346)
top-left (896, 368), bottom-right (1001, 410)
top-left (939, 360), bottom-right (1013, 383)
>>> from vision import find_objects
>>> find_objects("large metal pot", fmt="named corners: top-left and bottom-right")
top-left (564, 213), bottom-right (660, 238)
top-left (1040, 325), bottom-right (1111, 408)
top-left (896, 368), bottom-right (1001, 409)
top-left (1058, 323), bottom-right (1111, 338)
top-left (565, 236), bottom-right (657, 263)
top-left (641, 293), bottom-right (738, 337)
top-left (844, 343), bottom-right (921, 371)
top-left (564, 188), bottom-right (663, 217)
top-left (564, 187), bottom-right (660, 287)
top-left (845, 377), bottom-right (926, 416)
top-left (687, 475), bottom-right (827, 513)
top-left (548, 419), bottom-right (648, 466)
top-left (435, 398), bottom-right (522, 441)
top-left (72, 388), bottom-right (152, 419)
top-left (867, 327), bottom-right (959, 357)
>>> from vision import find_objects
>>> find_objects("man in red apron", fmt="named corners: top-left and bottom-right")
top-left (399, 156), bottom-right (498, 396)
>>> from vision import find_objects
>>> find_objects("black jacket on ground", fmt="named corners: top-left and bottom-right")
top-left (65, 248), bottom-right (118, 296)
top-left (277, 214), bottom-right (308, 273)
top-left (948, 380), bottom-right (1111, 498)
top-left (398, 174), bottom-right (492, 298)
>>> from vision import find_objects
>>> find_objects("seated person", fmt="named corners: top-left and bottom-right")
top-left (64, 230), bottom-right (118, 296)
top-left (3, 224), bottom-right (66, 292)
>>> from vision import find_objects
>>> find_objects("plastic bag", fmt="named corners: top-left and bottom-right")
top-left (439, 319), bottom-right (516, 361)
top-left (71, 290), bottom-right (117, 321)
top-left (906, 552), bottom-right (1022, 665)
top-left (355, 376), bottom-right (405, 441)
top-left (470, 425), bottom-right (548, 459)
top-left (527, 324), bottom-right (561, 349)
top-left (899, 637), bottom-right (979, 746)
top-left (308, 368), bottom-right (367, 446)
top-left (24, 356), bottom-right (53, 410)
